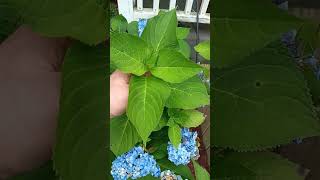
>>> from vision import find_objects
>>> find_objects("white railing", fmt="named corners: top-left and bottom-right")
top-left (117, 0), bottom-right (210, 24)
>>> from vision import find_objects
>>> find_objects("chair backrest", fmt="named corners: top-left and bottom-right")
top-left (117, 0), bottom-right (210, 23)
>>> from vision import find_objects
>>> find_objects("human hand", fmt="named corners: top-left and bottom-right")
top-left (0, 26), bottom-right (70, 179)
top-left (110, 70), bottom-right (130, 118)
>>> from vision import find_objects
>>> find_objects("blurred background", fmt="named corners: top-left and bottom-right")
top-left (275, 1), bottom-right (320, 180)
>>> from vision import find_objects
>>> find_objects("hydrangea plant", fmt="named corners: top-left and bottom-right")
top-left (110, 9), bottom-right (210, 180)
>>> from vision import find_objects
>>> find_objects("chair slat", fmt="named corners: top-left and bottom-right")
top-left (137, 0), bottom-right (143, 10)
top-left (169, 0), bottom-right (176, 10)
top-left (200, 0), bottom-right (210, 15)
top-left (153, 0), bottom-right (160, 13)
top-left (185, 0), bottom-right (194, 15)
top-left (119, 0), bottom-right (210, 24)
top-left (118, 0), bottom-right (134, 22)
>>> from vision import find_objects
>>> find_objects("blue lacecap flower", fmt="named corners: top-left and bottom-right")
top-left (167, 128), bottom-right (199, 165)
top-left (138, 19), bottom-right (147, 37)
top-left (111, 146), bottom-right (161, 180)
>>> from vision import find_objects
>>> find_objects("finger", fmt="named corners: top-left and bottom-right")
top-left (111, 70), bottom-right (131, 84)
top-left (0, 25), bottom-right (71, 73)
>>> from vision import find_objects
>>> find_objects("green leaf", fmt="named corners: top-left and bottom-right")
top-left (0, 1), bottom-right (20, 42)
top-left (168, 122), bottom-right (181, 148)
top-left (8, 0), bottom-right (107, 45)
top-left (201, 64), bottom-right (210, 79)
top-left (139, 175), bottom-right (159, 180)
top-left (111, 15), bottom-right (128, 32)
top-left (110, 115), bottom-right (141, 156)
top-left (150, 49), bottom-right (202, 83)
top-left (176, 27), bottom-right (190, 39)
top-left (296, 22), bottom-right (320, 56)
top-left (170, 109), bottom-right (205, 128)
top-left (168, 108), bottom-right (179, 117)
top-left (302, 67), bottom-right (320, 105)
top-left (150, 143), bottom-right (167, 159)
top-left (9, 161), bottom-right (57, 180)
top-left (53, 42), bottom-right (107, 180)
top-left (213, 0), bottom-right (302, 68)
top-left (127, 76), bottom-right (171, 144)
top-left (214, 152), bottom-right (304, 180)
top-left (192, 160), bottom-right (210, 180)
top-left (195, 40), bottom-right (210, 60)
top-left (154, 114), bottom-right (169, 131)
top-left (111, 32), bottom-right (152, 75)
top-left (141, 9), bottom-right (178, 52)
top-left (157, 159), bottom-right (194, 180)
top-left (213, 42), bottom-right (320, 151)
top-left (145, 52), bottom-right (159, 69)
top-left (178, 39), bottom-right (191, 58)
top-left (127, 21), bottom-right (139, 36)
top-left (147, 127), bottom-right (169, 156)
top-left (166, 76), bottom-right (209, 109)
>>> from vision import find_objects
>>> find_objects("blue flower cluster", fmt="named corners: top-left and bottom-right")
top-left (306, 55), bottom-right (320, 80)
top-left (138, 19), bottom-right (147, 37)
top-left (198, 69), bottom-right (210, 87)
top-left (167, 128), bottom-right (200, 165)
top-left (273, 0), bottom-right (288, 10)
top-left (281, 30), bottom-right (298, 58)
top-left (161, 170), bottom-right (183, 180)
top-left (111, 146), bottom-right (161, 180)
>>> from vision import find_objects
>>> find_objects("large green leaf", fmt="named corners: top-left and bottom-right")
top-left (169, 109), bottom-right (205, 128)
top-left (214, 152), bottom-right (304, 180)
top-left (302, 67), bottom-right (320, 105)
top-left (127, 76), bottom-right (171, 144)
top-left (166, 76), bottom-right (209, 109)
top-left (6, 0), bottom-right (107, 44)
top-left (127, 21), bottom-right (139, 36)
top-left (9, 161), bottom-right (57, 180)
top-left (53, 42), bottom-right (107, 180)
top-left (154, 114), bottom-right (169, 131)
top-left (168, 122), bottom-right (181, 148)
top-left (192, 160), bottom-right (210, 180)
top-left (195, 40), bottom-right (210, 60)
top-left (111, 32), bottom-right (152, 76)
top-left (213, 42), bottom-right (320, 151)
top-left (0, 1), bottom-right (20, 42)
top-left (150, 49), bottom-right (202, 83)
top-left (213, 0), bottom-right (302, 68)
top-left (176, 27), bottom-right (190, 40)
top-left (110, 15), bottom-right (128, 32)
top-left (296, 22), bottom-right (320, 56)
top-left (110, 115), bottom-right (141, 156)
top-left (141, 9), bottom-right (178, 52)
top-left (178, 39), bottom-right (191, 58)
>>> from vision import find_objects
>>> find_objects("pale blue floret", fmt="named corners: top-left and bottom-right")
top-left (111, 146), bottom-right (161, 180)
top-left (138, 19), bottom-right (147, 37)
top-left (306, 55), bottom-right (320, 81)
top-left (160, 170), bottom-right (185, 180)
top-left (167, 128), bottom-right (199, 165)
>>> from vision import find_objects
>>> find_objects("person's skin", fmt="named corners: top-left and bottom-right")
top-left (0, 26), bottom-right (70, 179)
top-left (110, 70), bottom-right (130, 118)
top-left (0, 25), bottom-right (129, 179)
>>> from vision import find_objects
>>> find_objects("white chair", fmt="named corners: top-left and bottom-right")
top-left (117, 0), bottom-right (210, 23)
